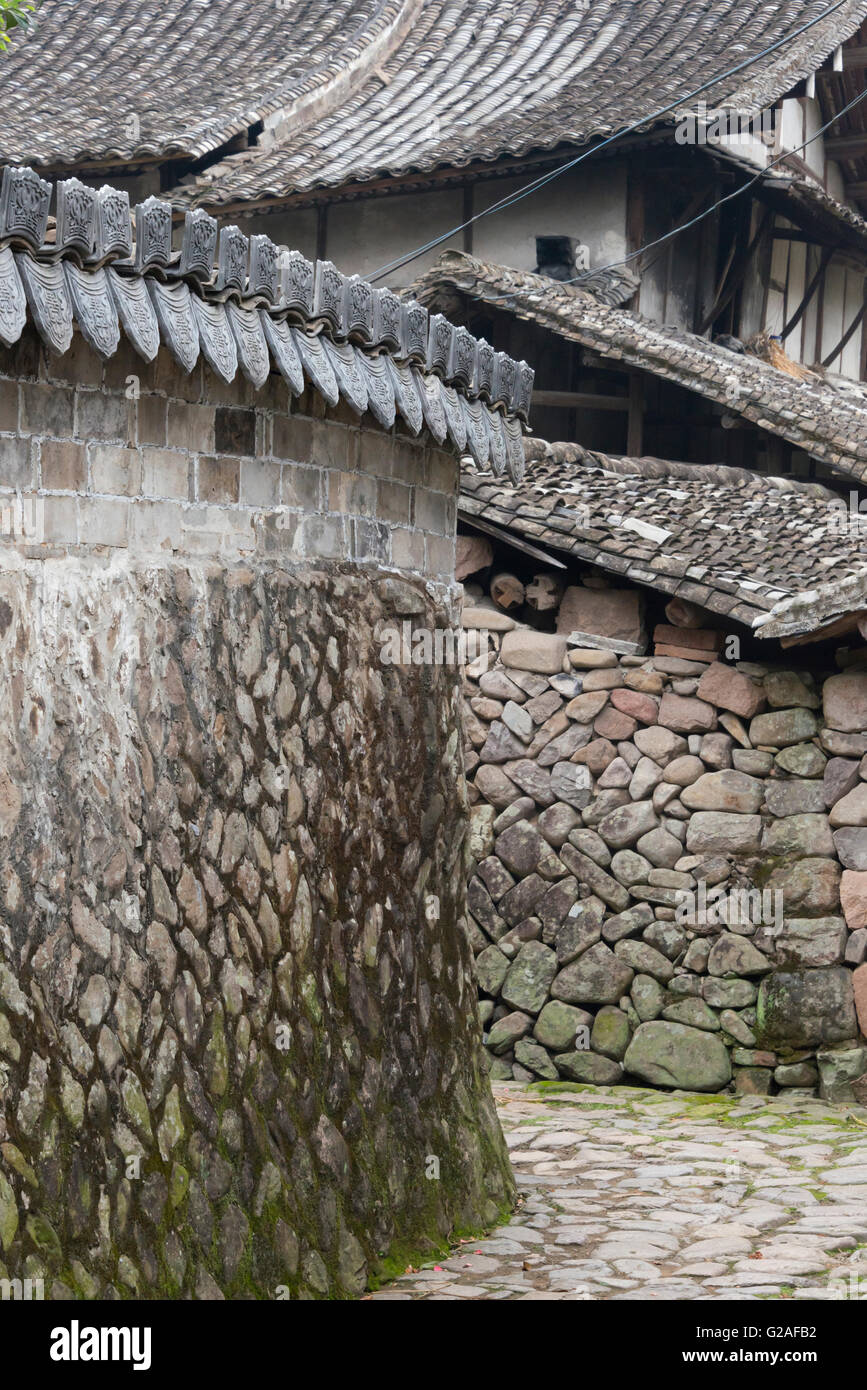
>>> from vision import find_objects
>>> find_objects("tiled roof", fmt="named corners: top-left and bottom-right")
top-left (0, 167), bottom-right (530, 477)
top-left (0, 0), bottom-right (409, 167)
top-left (5, 1), bottom-right (858, 207)
top-left (413, 250), bottom-right (867, 486)
top-left (460, 439), bottom-right (867, 635)
top-left (714, 144), bottom-right (867, 256)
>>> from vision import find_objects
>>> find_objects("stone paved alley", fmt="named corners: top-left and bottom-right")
top-left (370, 1082), bottom-right (867, 1301)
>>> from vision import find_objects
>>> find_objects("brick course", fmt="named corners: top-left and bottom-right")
top-left (0, 327), bottom-right (457, 578)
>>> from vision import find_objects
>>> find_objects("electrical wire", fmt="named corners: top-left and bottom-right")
top-left (562, 81), bottom-right (867, 292)
top-left (368, 0), bottom-right (855, 282)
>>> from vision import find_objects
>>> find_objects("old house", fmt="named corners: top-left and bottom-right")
top-left (6, 0), bottom-right (867, 470)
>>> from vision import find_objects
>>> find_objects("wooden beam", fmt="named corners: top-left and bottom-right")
top-left (626, 167), bottom-right (645, 314)
top-left (842, 44), bottom-right (867, 67)
top-left (772, 229), bottom-right (820, 242)
top-left (531, 389), bottom-right (630, 411)
top-left (824, 133), bottom-right (867, 159)
top-left (457, 516), bottom-right (568, 570)
top-left (462, 183), bottom-right (473, 255)
top-left (181, 144), bottom-right (597, 217)
top-left (315, 203), bottom-right (328, 262)
top-left (845, 182), bottom-right (867, 200)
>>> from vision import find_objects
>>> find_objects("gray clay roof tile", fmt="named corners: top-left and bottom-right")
top-left (460, 438), bottom-right (867, 637)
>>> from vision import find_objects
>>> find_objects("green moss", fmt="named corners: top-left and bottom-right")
top-left (366, 1199), bottom-right (515, 1293)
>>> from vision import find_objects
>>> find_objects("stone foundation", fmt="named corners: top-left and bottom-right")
top-left (0, 555), bottom-right (513, 1298)
top-left (0, 307), bottom-right (519, 1299)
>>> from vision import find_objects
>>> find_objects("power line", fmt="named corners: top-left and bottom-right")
top-left (368, 0), bottom-right (855, 282)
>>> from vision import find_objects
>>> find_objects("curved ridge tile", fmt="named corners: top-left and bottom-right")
top-left (485, 408), bottom-right (508, 478)
top-left (357, 351), bottom-right (396, 428)
top-left (262, 314), bottom-right (305, 394)
top-left (106, 269), bottom-right (161, 361)
top-left (226, 303), bottom-right (270, 387)
top-left (147, 279), bottom-right (199, 374)
top-left (292, 327), bottom-right (340, 406)
top-left (412, 369), bottom-right (447, 443)
top-left (0, 248), bottom-right (27, 349)
top-left (441, 383), bottom-right (467, 453)
top-left (191, 296), bottom-right (238, 383)
top-left (387, 357), bottom-right (423, 435)
top-left (15, 255), bottom-right (73, 355)
top-left (460, 395), bottom-right (490, 468)
top-left (503, 416), bottom-right (526, 483)
top-left (63, 263), bottom-right (120, 359)
top-left (322, 337), bottom-right (368, 415)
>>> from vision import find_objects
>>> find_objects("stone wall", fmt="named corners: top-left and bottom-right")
top-left (0, 331), bottom-right (513, 1299)
top-left (463, 627), bottom-right (867, 1102)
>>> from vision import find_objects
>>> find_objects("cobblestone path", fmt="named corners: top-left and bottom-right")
top-left (370, 1081), bottom-right (867, 1300)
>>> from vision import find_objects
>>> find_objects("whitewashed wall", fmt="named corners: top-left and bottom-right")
top-left (245, 163), bottom-right (628, 292)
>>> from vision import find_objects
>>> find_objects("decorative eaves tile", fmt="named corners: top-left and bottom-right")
top-left (0, 166), bottom-right (529, 480)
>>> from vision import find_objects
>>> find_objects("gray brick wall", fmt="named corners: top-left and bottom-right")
top-left (0, 328), bottom-right (458, 579)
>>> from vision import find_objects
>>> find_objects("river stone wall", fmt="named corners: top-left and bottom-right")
top-left (0, 331), bottom-right (514, 1300)
top-left (463, 629), bottom-right (867, 1102)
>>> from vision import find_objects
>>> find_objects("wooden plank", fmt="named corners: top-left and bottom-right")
top-left (780, 245), bottom-right (832, 341)
top-left (531, 389), bottom-right (629, 411)
top-left (653, 625), bottom-right (723, 651)
top-left (653, 643), bottom-right (715, 663)
top-left (457, 515), bottom-right (569, 569)
top-left (566, 631), bottom-right (647, 656)
top-left (780, 611), bottom-right (866, 647)
top-left (822, 281), bottom-right (867, 367)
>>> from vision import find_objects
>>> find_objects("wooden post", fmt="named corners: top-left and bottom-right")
top-left (316, 203), bottom-right (328, 263)
top-left (627, 373), bottom-right (644, 457)
top-left (462, 183), bottom-right (473, 254)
